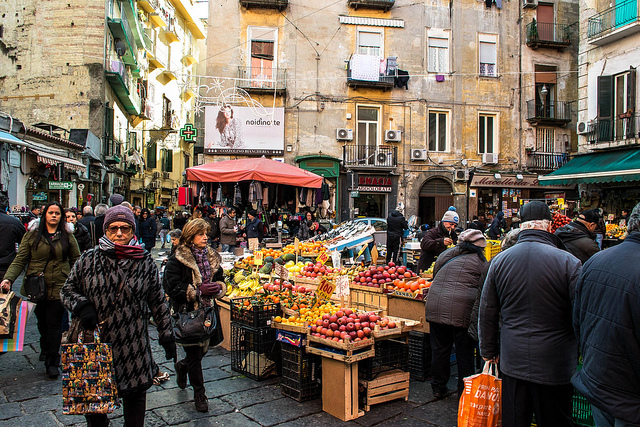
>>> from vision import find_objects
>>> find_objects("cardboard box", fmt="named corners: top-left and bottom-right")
top-left (321, 358), bottom-right (364, 421)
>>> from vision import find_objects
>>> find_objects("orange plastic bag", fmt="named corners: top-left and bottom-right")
top-left (458, 361), bottom-right (502, 427)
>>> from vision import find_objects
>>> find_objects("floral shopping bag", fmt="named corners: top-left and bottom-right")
top-left (458, 361), bottom-right (502, 427)
top-left (61, 327), bottom-right (120, 415)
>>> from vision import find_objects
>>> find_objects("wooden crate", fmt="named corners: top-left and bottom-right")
top-left (272, 319), bottom-right (308, 334)
top-left (387, 296), bottom-right (429, 333)
top-left (349, 286), bottom-right (388, 316)
top-left (358, 369), bottom-right (410, 412)
top-left (321, 357), bottom-right (364, 421)
top-left (306, 334), bottom-right (375, 363)
top-left (217, 299), bottom-right (232, 351)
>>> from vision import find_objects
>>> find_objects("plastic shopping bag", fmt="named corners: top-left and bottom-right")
top-left (458, 361), bottom-right (502, 427)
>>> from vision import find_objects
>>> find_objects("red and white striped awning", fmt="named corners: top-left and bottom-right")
top-left (31, 149), bottom-right (86, 172)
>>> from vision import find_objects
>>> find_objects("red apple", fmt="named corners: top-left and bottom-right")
top-left (357, 330), bottom-right (365, 338)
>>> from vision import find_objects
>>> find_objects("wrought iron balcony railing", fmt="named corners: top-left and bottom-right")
top-left (342, 145), bottom-right (397, 169)
top-left (526, 151), bottom-right (569, 171)
top-left (585, 115), bottom-right (640, 144)
top-left (526, 100), bottom-right (572, 125)
top-left (237, 66), bottom-right (287, 94)
top-left (526, 21), bottom-right (572, 49)
top-left (587, 0), bottom-right (640, 42)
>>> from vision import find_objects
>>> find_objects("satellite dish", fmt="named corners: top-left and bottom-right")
top-left (115, 39), bottom-right (127, 57)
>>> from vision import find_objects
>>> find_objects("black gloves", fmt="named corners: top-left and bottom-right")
top-left (200, 282), bottom-right (222, 296)
top-left (78, 304), bottom-right (98, 330)
top-left (162, 340), bottom-right (177, 362)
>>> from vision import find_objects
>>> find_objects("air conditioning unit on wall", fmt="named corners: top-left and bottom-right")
top-left (411, 149), bottom-right (427, 161)
top-left (576, 121), bottom-right (591, 135)
top-left (385, 129), bottom-right (402, 142)
top-left (482, 153), bottom-right (499, 164)
top-left (454, 169), bottom-right (469, 182)
top-left (336, 128), bottom-right (353, 141)
top-left (374, 150), bottom-right (393, 166)
top-left (523, 0), bottom-right (538, 8)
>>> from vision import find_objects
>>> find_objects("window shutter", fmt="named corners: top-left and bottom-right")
top-left (479, 42), bottom-right (496, 64)
top-left (165, 149), bottom-right (173, 172)
top-left (597, 75), bottom-right (614, 141)
top-left (627, 68), bottom-right (636, 113)
top-left (147, 141), bottom-right (157, 168)
top-left (251, 40), bottom-right (274, 60)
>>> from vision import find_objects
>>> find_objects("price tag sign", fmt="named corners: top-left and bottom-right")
top-left (315, 277), bottom-right (336, 301)
top-left (371, 245), bottom-right (379, 265)
top-left (356, 244), bottom-right (368, 260)
top-left (254, 250), bottom-right (263, 266)
top-left (294, 237), bottom-right (300, 253)
top-left (248, 238), bottom-right (259, 252)
top-left (274, 263), bottom-right (289, 280)
top-left (557, 198), bottom-right (565, 209)
top-left (335, 275), bottom-right (350, 297)
top-left (316, 251), bottom-right (330, 265)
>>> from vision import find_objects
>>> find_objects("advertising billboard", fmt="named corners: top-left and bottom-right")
top-left (204, 105), bottom-right (284, 155)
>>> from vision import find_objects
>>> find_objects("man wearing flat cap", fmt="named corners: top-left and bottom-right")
top-left (554, 209), bottom-right (601, 264)
top-left (479, 201), bottom-right (582, 426)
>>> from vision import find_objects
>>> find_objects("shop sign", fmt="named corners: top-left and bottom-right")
top-left (48, 181), bottom-right (74, 191)
top-left (350, 191), bottom-right (360, 198)
top-left (470, 174), bottom-right (574, 189)
top-left (545, 192), bottom-right (565, 199)
top-left (33, 192), bottom-right (48, 201)
top-left (357, 176), bottom-right (392, 192)
top-left (8, 151), bottom-right (20, 167)
top-left (147, 193), bottom-right (155, 205)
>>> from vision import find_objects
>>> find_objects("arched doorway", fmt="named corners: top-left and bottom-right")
top-left (418, 178), bottom-right (453, 227)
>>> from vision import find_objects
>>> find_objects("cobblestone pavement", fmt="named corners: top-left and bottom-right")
top-left (0, 247), bottom-right (460, 426)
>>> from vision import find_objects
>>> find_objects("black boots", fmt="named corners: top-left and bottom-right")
top-left (194, 393), bottom-right (208, 412)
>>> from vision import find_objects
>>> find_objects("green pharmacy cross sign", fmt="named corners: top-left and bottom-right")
top-left (179, 123), bottom-right (198, 142)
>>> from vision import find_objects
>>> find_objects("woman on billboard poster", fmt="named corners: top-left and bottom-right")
top-left (215, 105), bottom-right (244, 148)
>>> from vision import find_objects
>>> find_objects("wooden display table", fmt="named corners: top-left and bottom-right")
top-left (321, 357), bottom-right (364, 421)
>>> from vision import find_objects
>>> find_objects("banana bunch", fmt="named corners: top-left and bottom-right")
top-left (425, 261), bottom-right (436, 276)
top-left (226, 275), bottom-right (262, 298)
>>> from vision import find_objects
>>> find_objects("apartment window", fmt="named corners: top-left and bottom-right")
top-left (428, 36), bottom-right (449, 73)
top-left (357, 28), bottom-right (383, 57)
top-left (147, 141), bottom-right (157, 169)
top-left (357, 106), bottom-right (380, 165)
top-left (162, 149), bottom-right (173, 172)
top-left (597, 68), bottom-right (637, 141)
top-left (248, 27), bottom-right (277, 82)
top-left (479, 34), bottom-right (497, 77)
top-left (478, 113), bottom-right (497, 154)
top-left (428, 110), bottom-right (449, 152)
top-left (536, 128), bottom-right (555, 152)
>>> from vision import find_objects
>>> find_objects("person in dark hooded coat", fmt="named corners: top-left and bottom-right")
top-left (386, 209), bottom-right (408, 264)
top-left (487, 211), bottom-right (506, 239)
top-left (554, 209), bottom-right (600, 264)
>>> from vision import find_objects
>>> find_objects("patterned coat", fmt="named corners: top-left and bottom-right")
top-left (61, 247), bottom-right (173, 395)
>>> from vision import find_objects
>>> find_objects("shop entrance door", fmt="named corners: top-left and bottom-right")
top-left (418, 178), bottom-right (453, 227)
top-left (353, 193), bottom-right (387, 218)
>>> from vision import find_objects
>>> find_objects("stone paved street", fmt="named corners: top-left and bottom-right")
top-left (0, 248), bottom-right (460, 426)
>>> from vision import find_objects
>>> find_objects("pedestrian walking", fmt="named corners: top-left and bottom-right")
top-left (159, 212), bottom-right (171, 249)
top-left (93, 203), bottom-right (109, 241)
top-left (386, 209), bottom-right (408, 264)
top-left (168, 229), bottom-right (181, 255)
top-left (487, 210), bottom-right (506, 239)
top-left (219, 208), bottom-right (238, 253)
top-left (425, 229), bottom-right (488, 399)
top-left (162, 218), bottom-right (226, 413)
top-left (417, 210), bottom-right (459, 273)
top-left (572, 202), bottom-right (640, 426)
top-left (78, 205), bottom-right (96, 245)
top-left (138, 208), bottom-right (157, 250)
top-left (1, 202), bottom-right (80, 379)
top-left (466, 215), bottom-right (485, 231)
top-left (173, 211), bottom-right (187, 231)
top-left (22, 205), bottom-right (41, 228)
top-left (61, 205), bottom-right (175, 426)
top-left (554, 209), bottom-right (601, 264)
top-left (65, 209), bottom-right (92, 252)
top-left (204, 208), bottom-right (220, 248)
top-left (0, 191), bottom-right (26, 280)
top-left (479, 201), bottom-right (582, 426)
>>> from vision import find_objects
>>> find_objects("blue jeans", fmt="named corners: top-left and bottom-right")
top-left (592, 405), bottom-right (636, 427)
top-left (221, 244), bottom-right (235, 253)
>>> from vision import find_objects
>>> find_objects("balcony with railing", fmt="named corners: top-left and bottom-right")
top-left (239, 0), bottom-right (288, 10)
top-left (164, 17), bottom-right (180, 43)
top-left (526, 100), bottom-right (572, 126)
top-left (342, 145), bottom-right (397, 170)
top-left (347, 0), bottom-right (394, 11)
top-left (105, 58), bottom-right (142, 116)
top-left (526, 21), bottom-right (572, 49)
top-left (347, 54), bottom-right (396, 90)
top-left (236, 66), bottom-right (287, 95)
top-left (526, 151), bottom-right (569, 172)
top-left (104, 138), bottom-right (123, 164)
top-left (584, 115), bottom-right (640, 148)
top-left (587, 0), bottom-right (640, 45)
top-left (107, 1), bottom-right (137, 68)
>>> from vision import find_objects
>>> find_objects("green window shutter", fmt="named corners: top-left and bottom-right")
top-left (597, 75), bottom-right (613, 141)
top-left (147, 142), bottom-right (157, 168)
top-left (628, 68), bottom-right (636, 113)
top-left (166, 149), bottom-right (173, 172)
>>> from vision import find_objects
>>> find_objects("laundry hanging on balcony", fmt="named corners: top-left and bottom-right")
top-left (350, 54), bottom-right (381, 81)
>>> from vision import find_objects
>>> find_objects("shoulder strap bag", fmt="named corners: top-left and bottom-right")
top-left (172, 295), bottom-right (223, 346)
top-left (24, 253), bottom-right (53, 303)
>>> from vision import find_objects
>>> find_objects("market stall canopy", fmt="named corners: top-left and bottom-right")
top-left (539, 148), bottom-right (640, 186)
top-left (186, 158), bottom-right (323, 188)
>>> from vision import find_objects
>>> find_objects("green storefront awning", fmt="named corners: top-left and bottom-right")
top-left (539, 148), bottom-right (640, 185)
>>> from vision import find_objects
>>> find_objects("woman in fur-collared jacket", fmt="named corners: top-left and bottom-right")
top-left (162, 218), bottom-right (226, 413)
top-left (1, 202), bottom-right (80, 379)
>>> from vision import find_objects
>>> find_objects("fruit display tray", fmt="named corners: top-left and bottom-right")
top-left (272, 319), bottom-right (308, 334)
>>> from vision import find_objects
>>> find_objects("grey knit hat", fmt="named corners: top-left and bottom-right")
top-left (441, 211), bottom-right (459, 224)
top-left (109, 193), bottom-right (124, 206)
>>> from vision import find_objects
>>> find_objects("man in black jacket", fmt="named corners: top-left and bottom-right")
top-left (386, 209), bottom-right (408, 264)
top-left (0, 192), bottom-right (26, 280)
top-left (572, 202), bottom-right (640, 426)
top-left (78, 205), bottom-right (96, 246)
top-left (479, 201), bottom-right (582, 426)
top-left (554, 209), bottom-right (601, 264)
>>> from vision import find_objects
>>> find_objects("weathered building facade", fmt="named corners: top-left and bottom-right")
top-left (204, 0), bottom-right (579, 225)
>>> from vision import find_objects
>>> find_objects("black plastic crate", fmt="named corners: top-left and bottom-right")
top-left (281, 380), bottom-right (321, 402)
top-left (279, 343), bottom-right (321, 401)
top-left (408, 331), bottom-right (431, 382)
top-left (359, 338), bottom-right (409, 380)
top-left (231, 323), bottom-right (279, 380)
top-left (230, 297), bottom-right (281, 328)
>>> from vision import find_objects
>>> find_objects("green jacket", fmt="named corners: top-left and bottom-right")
top-left (4, 224), bottom-right (80, 300)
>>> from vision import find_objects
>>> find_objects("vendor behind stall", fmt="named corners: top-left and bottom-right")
top-left (309, 221), bottom-right (327, 237)
top-left (219, 207), bottom-right (238, 252)
top-left (243, 209), bottom-right (265, 243)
